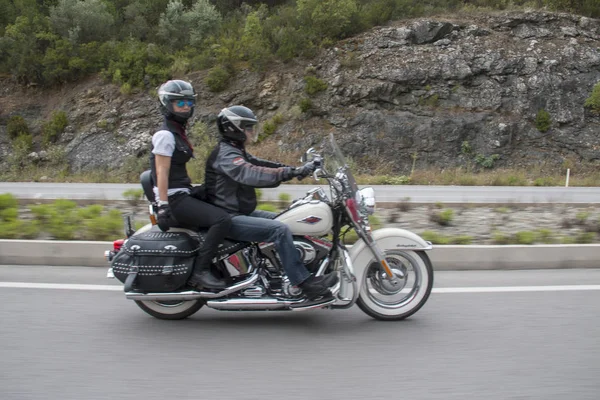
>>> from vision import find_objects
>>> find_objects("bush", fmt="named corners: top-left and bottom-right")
top-left (123, 189), bottom-right (144, 207)
top-left (7, 116), bottom-right (30, 139)
top-left (49, 0), bottom-right (115, 44)
top-left (299, 97), bottom-right (313, 113)
top-left (430, 208), bottom-right (454, 226)
top-left (584, 82), bottom-right (600, 114)
top-left (535, 109), bottom-right (552, 132)
top-left (304, 75), bottom-right (328, 95)
top-left (42, 110), bottom-right (68, 145)
top-left (256, 203), bottom-right (278, 213)
top-left (0, 193), bottom-right (18, 210)
top-left (515, 230), bottom-right (536, 244)
top-left (205, 65), bottom-right (231, 92)
top-left (474, 154), bottom-right (499, 169)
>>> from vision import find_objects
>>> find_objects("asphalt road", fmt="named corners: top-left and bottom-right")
top-left (1, 266), bottom-right (599, 400)
top-left (2, 182), bottom-right (600, 203)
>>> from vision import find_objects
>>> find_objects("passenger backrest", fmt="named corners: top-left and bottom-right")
top-left (140, 170), bottom-right (155, 203)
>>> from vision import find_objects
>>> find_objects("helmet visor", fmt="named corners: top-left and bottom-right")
top-left (242, 122), bottom-right (259, 143)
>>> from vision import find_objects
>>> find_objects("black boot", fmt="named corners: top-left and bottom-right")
top-left (188, 255), bottom-right (227, 290)
top-left (298, 272), bottom-right (339, 300)
top-left (188, 269), bottom-right (227, 290)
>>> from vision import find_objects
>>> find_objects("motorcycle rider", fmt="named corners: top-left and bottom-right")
top-left (204, 105), bottom-right (338, 304)
top-left (150, 79), bottom-right (231, 290)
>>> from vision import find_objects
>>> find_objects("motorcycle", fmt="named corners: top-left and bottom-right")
top-left (105, 133), bottom-right (433, 320)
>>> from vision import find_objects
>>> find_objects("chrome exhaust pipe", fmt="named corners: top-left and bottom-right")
top-left (125, 274), bottom-right (259, 301)
top-left (206, 297), bottom-right (304, 310)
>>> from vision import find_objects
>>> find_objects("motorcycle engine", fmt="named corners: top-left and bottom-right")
top-left (293, 237), bottom-right (331, 272)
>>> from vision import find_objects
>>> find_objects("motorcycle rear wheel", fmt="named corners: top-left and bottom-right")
top-left (134, 299), bottom-right (204, 320)
top-left (357, 250), bottom-right (433, 321)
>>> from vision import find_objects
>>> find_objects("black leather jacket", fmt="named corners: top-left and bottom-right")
top-left (205, 139), bottom-right (287, 215)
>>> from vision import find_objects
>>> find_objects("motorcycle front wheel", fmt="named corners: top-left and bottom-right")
top-left (357, 250), bottom-right (433, 321)
top-left (134, 299), bottom-right (204, 320)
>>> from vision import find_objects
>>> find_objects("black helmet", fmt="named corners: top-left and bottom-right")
top-left (217, 105), bottom-right (258, 143)
top-left (158, 80), bottom-right (197, 124)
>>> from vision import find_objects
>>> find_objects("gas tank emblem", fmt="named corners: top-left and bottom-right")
top-left (130, 245), bottom-right (141, 251)
top-left (298, 216), bottom-right (322, 225)
top-left (164, 245), bottom-right (178, 250)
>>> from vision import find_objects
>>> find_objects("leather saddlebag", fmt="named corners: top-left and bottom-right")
top-left (111, 227), bottom-right (200, 292)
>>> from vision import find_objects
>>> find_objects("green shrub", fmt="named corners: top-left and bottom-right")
top-left (205, 65), bottom-right (231, 92)
top-left (42, 110), bottom-right (68, 145)
top-left (122, 189), bottom-right (144, 206)
top-left (576, 232), bottom-right (596, 244)
top-left (536, 229), bottom-right (556, 244)
top-left (492, 231), bottom-right (513, 245)
top-left (575, 211), bottom-right (589, 224)
top-left (420, 231), bottom-right (450, 245)
top-left (474, 154), bottom-right (500, 169)
top-left (430, 208), bottom-right (454, 226)
top-left (0, 193), bottom-right (18, 210)
top-left (461, 140), bottom-right (472, 155)
top-left (278, 192), bottom-right (291, 203)
top-left (120, 82), bottom-right (133, 95)
top-left (515, 231), bottom-right (536, 245)
top-left (77, 204), bottom-right (104, 220)
top-left (535, 109), bottom-right (552, 132)
top-left (7, 116), bottom-right (30, 139)
top-left (299, 98), bottom-right (313, 113)
top-left (584, 82), bottom-right (600, 114)
top-left (259, 114), bottom-right (284, 141)
top-left (451, 235), bottom-right (473, 245)
top-left (82, 209), bottom-right (123, 241)
top-left (304, 75), bottom-right (328, 95)
top-left (1, 207), bottom-right (18, 221)
top-left (256, 203), bottom-right (278, 213)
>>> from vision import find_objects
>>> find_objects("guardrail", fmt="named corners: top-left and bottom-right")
top-left (1, 240), bottom-right (598, 270)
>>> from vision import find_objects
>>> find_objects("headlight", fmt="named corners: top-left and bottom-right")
top-left (358, 187), bottom-right (376, 215)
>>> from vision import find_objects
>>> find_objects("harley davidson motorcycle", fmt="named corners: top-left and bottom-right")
top-left (105, 133), bottom-right (433, 320)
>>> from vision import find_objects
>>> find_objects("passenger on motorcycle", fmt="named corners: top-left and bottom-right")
top-left (150, 79), bottom-right (231, 290)
top-left (204, 105), bottom-right (338, 303)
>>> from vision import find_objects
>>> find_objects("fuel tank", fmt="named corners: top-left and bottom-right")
top-left (276, 201), bottom-right (333, 236)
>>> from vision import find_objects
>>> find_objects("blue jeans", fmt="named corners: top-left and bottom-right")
top-left (228, 210), bottom-right (310, 286)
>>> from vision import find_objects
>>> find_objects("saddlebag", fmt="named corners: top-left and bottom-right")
top-left (111, 227), bottom-right (200, 292)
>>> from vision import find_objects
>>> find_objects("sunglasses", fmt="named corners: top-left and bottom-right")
top-left (174, 99), bottom-right (194, 107)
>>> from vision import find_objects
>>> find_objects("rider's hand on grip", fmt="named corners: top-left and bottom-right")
top-left (294, 161), bottom-right (315, 180)
top-left (157, 204), bottom-right (172, 232)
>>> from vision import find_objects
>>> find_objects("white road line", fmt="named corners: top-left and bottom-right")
top-left (1, 282), bottom-right (600, 293)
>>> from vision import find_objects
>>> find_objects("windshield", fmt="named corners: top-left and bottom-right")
top-left (328, 133), bottom-right (359, 199)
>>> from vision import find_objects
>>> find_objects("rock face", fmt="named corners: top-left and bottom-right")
top-left (0, 11), bottom-right (599, 175)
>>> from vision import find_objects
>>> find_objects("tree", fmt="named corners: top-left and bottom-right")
top-left (157, 0), bottom-right (189, 48)
top-left (188, 0), bottom-right (222, 48)
top-left (49, 0), bottom-right (116, 44)
top-left (297, 0), bottom-right (359, 40)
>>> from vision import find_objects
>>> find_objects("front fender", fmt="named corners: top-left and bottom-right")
top-left (348, 228), bottom-right (432, 288)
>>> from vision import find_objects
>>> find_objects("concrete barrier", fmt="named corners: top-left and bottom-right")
top-left (1, 240), bottom-right (598, 270)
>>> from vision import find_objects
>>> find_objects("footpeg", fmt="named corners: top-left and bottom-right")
top-left (290, 296), bottom-right (336, 311)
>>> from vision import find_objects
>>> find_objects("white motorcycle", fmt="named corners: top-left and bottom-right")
top-left (106, 133), bottom-right (433, 320)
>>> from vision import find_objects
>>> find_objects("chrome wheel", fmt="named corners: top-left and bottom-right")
top-left (357, 250), bottom-right (433, 320)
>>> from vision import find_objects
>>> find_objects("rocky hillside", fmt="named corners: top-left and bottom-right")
top-left (0, 11), bottom-right (599, 176)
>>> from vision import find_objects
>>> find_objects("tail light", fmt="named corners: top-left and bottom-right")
top-left (113, 239), bottom-right (125, 252)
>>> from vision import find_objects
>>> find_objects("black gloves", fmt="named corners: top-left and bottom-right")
top-left (294, 161), bottom-right (316, 179)
top-left (157, 204), bottom-right (173, 232)
top-left (281, 161), bottom-right (316, 182)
